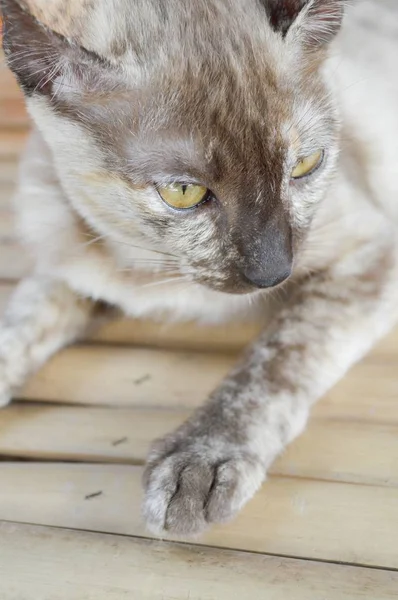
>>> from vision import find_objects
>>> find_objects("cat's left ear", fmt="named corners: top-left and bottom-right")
top-left (264, 0), bottom-right (345, 49)
top-left (0, 0), bottom-right (109, 101)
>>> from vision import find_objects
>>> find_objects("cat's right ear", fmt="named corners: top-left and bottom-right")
top-left (1, 0), bottom-right (103, 99)
top-left (286, 0), bottom-right (345, 50)
top-left (263, 0), bottom-right (345, 50)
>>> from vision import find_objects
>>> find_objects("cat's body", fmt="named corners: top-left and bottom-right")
top-left (1, 0), bottom-right (398, 535)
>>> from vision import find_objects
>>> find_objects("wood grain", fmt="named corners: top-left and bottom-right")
top-left (13, 342), bottom-right (398, 426)
top-left (0, 66), bottom-right (22, 101)
top-left (0, 130), bottom-right (28, 159)
top-left (1, 522), bottom-right (396, 600)
top-left (0, 403), bottom-right (397, 487)
top-left (20, 345), bottom-right (234, 408)
top-left (0, 462), bottom-right (397, 568)
top-left (0, 96), bottom-right (28, 129)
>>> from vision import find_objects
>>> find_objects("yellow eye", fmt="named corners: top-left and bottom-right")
top-left (291, 150), bottom-right (323, 179)
top-left (157, 183), bottom-right (209, 209)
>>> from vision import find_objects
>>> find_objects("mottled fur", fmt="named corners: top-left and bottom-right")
top-left (1, 0), bottom-right (397, 535)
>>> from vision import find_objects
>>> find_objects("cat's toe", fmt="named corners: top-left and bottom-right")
top-left (143, 453), bottom-right (211, 536)
top-left (143, 447), bottom-right (264, 536)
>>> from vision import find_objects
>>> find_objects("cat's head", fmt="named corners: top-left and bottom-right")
top-left (2, 0), bottom-right (344, 293)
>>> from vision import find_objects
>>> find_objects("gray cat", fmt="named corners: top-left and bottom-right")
top-left (1, 0), bottom-right (397, 535)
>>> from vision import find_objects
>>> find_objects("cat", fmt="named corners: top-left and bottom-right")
top-left (1, 0), bottom-right (397, 536)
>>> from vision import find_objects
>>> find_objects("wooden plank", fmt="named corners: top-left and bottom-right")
top-left (325, 361), bottom-right (398, 410)
top-left (0, 404), bottom-right (184, 464)
top-left (0, 97), bottom-right (28, 129)
top-left (21, 345), bottom-right (234, 408)
top-left (1, 523), bottom-right (396, 600)
top-left (0, 462), bottom-right (397, 568)
top-left (92, 318), bottom-right (260, 352)
top-left (0, 241), bottom-right (31, 279)
top-left (0, 66), bottom-right (21, 100)
top-left (0, 210), bottom-right (15, 241)
top-left (0, 185), bottom-right (15, 211)
top-left (0, 56), bottom-right (27, 129)
top-left (0, 403), bottom-right (397, 487)
top-left (0, 130), bottom-right (28, 159)
top-left (0, 161), bottom-right (18, 185)
top-left (274, 418), bottom-right (398, 486)
top-left (16, 343), bottom-right (398, 423)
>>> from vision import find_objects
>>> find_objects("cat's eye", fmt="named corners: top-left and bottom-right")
top-left (157, 183), bottom-right (209, 209)
top-left (291, 150), bottom-right (324, 179)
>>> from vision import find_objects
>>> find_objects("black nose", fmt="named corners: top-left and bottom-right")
top-left (242, 265), bottom-right (291, 289)
top-left (236, 210), bottom-right (293, 290)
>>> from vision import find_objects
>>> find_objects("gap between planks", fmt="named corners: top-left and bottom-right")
top-left (12, 342), bottom-right (398, 425)
top-left (1, 522), bottom-right (397, 600)
top-left (0, 402), bottom-right (397, 488)
top-left (0, 462), bottom-right (397, 569)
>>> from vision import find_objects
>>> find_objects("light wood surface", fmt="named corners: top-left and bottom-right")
top-left (0, 53), bottom-right (397, 599)
top-left (1, 403), bottom-right (397, 486)
top-left (1, 462), bottom-right (398, 568)
top-left (2, 522), bottom-right (397, 600)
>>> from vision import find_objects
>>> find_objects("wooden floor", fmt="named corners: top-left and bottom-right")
top-left (0, 61), bottom-right (398, 600)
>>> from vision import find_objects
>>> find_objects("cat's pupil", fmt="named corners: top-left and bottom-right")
top-left (181, 185), bottom-right (187, 195)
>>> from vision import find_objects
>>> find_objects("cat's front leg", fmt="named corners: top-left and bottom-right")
top-left (0, 275), bottom-right (101, 406)
top-left (143, 242), bottom-right (398, 536)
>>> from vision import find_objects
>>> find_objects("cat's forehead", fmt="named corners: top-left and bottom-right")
top-left (81, 56), bottom-right (297, 184)
top-left (17, 0), bottom-right (332, 183)
top-left (21, 0), bottom-right (285, 64)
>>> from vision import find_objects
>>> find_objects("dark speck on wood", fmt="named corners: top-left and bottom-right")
top-left (134, 374), bottom-right (151, 385)
top-left (85, 491), bottom-right (103, 500)
top-left (112, 436), bottom-right (128, 447)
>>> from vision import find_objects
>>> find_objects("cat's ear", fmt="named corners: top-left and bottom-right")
top-left (287, 0), bottom-right (345, 49)
top-left (1, 0), bottom-right (104, 99)
top-left (262, 0), bottom-right (308, 36)
top-left (264, 0), bottom-right (345, 49)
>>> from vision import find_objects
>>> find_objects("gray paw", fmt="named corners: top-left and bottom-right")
top-left (143, 437), bottom-right (265, 536)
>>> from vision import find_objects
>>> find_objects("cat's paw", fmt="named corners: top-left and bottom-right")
top-left (143, 437), bottom-right (265, 536)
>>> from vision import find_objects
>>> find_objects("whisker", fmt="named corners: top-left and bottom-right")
top-left (114, 238), bottom-right (179, 259)
top-left (140, 275), bottom-right (191, 289)
top-left (78, 228), bottom-right (179, 261)
top-left (79, 234), bottom-right (108, 248)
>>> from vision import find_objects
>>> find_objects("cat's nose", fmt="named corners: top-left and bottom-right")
top-left (241, 263), bottom-right (291, 289)
top-left (236, 210), bottom-right (293, 290)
